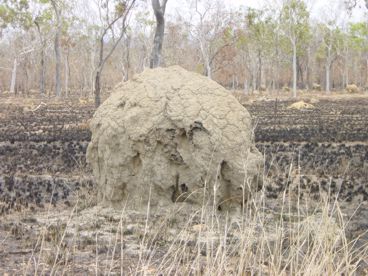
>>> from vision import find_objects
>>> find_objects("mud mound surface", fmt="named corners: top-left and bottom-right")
top-left (87, 66), bottom-right (263, 209)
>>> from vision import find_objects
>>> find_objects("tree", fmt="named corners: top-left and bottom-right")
top-left (150, 0), bottom-right (168, 68)
top-left (94, 0), bottom-right (137, 107)
top-left (345, 0), bottom-right (368, 10)
top-left (34, 9), bottom-right (52, 95)
top-left (238, 8), bottom-right (276, 91)
top-left (0, 0), bottom-right (33, 94)
top-left (280, 0), bottom-right (310, 97)
top-left (349, 22), bottom-right (368, 86)
top-left (318, 22), bottom-right (342, 93)
top-left (187, 0), bottom-right (237, 79)
top-left (49, 0), bottom-right (62, 96)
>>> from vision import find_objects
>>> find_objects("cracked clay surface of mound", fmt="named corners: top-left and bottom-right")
top-left (87, 66), bottom-right (263, 210)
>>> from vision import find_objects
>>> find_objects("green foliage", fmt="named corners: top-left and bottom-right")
top-left (0, 0), bottom-right (33, 29)
top-left (237, 8), bottom-right (277, 57)
top-left (0, 0), bottom-right (56, 32)
top-left (280, 0), bottom-right (311, 49)
top-left (349, 22), bottom-right (368, 51)
top-left (315, 23), bottom-right (343, 62)
top-left (115, 1), bottom-right (126, 16)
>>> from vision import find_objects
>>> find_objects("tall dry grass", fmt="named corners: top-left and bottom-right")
top-left (20, 178), bottom-right (367, 275)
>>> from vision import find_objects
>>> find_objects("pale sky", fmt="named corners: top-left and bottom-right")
top-left (166, 0), bottom-right (366, 23)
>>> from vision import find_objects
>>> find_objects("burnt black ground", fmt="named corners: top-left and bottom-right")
top-left (0, 95), bottom-right (367, 238)
top-left (0, 94), bottom-right (367, 274)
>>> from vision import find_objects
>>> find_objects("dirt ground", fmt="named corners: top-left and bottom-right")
top-left (0, 92), bottom-right (367, 274)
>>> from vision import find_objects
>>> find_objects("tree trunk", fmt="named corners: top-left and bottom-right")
top-left (366, 58), bottom-right (368, 87)
top-left (257, 49), bottom-right (262, 90)
top-left (51, 1), bottom-right (61, 97)
top-left (95, 36), bottom-right (104, 108)
top-left (94, 70), bottom-right (101, 108)
top-left (90, 41), bottom-right (96, 96)
top-left (292, 42), bottom-right (297, 97)
top-left (297, 57), bottom-right (304, 88)
top-left (124, 35), bottom-right (131, 81)
top-left (150, 0), bottom-right (168, 68)
top-left (306, 46), bottom-right (311, 90)
top-left (40, 48), bottom-right (45, 95)
top-left (345, 56), bottom-right (349, 87)
top-left (65, 50), bottom-right (70, 97)
top-left (92, 0), bottom-right (136, 107)
top-left (54, 26), bottom-right (61, 96)
top-left (35, 21), bottom-right (46, 95)
top-left (205, 61), bottom-right (212, 79)
top-left (10, 58), bottom-right (17, 94)
top-left (326, 63), bottom-right (330, 93)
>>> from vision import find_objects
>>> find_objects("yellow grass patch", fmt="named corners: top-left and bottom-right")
top-left (287, 100), bottom-right (315, 110)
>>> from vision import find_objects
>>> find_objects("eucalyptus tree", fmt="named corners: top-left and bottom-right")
top-left (187, 0), bottom-right (237, 79)
top-left (48, 0), bottom-right (62, 96)
top-left (34, 8), bottom-right (52, 95)
top-left (318, 22), bottom-right (342, 93)
top-left (0, 0), bottom-right (33, 94)
top-left (349, 22), bottom-right (368, 87)
top-left (280, 0), bottom-right (310, 97)
top-left (242, 8), bottom-right (276, 91)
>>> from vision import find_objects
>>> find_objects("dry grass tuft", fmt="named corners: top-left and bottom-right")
top-left (287, 101), bottom-right (315, 110)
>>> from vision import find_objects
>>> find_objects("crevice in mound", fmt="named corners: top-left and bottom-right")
top-left (131, 152), bottom-right (142, 175)
top-left (171, 173), bottom-right (190, 203)
top-left (218, 160), bottom-right (232, 211)
top-left (188, 121), bottom-right (208, 141)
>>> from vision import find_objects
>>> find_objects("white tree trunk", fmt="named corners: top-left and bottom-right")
top-left (292, 42), bottom-right (297, 97)
top-left (10, 58), bottom-right (17, 94)
top-left (326, 63), bottom-right (330, 93)
top-left (206, 62), bottom-right (212, 79)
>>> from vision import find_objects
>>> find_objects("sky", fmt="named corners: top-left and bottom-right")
top-left (166, 0), bottom-right (367, 24)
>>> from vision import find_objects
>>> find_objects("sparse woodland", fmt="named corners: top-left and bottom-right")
top-left (0, 0), bottom-right (367, 104)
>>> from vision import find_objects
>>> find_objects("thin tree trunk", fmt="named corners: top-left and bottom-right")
top-left (150, 0), bottom-right (168, 68)
top-left (257, 49), bottom-right (262, 90)
top-left (306, 46), bottom-right (311, 90)
top-left (93, 0), bottom-right (137, 107)
top-left (65, 49), bottom-right (70, 97)
top-left (54, 26), bottom-right (61, 96)
top-left (326, 63), bottom-right (330, 93)
top-left (345, 56), bottom-right (349, 87)
top-left (366, 58), bottom-right (368, 87)
top-left (90, 42), bottom-right (96, 96)
top-left (40, 49), bottom-right (45, 95)
top-left (206, 61), bottom-right (212, 79)
top-left (10, 58), bottom-right (17, 94)
top-left (35, 21), bottom-right (46, 95)
top-left (125, 35), bottom-right (131, 81)
top-left (292, 42), bottom-right (297, 97)
top-left (95, 36), bottom-right (104, 108)
top-left (297, 57), bottom-right (304, 88)
top-left (94, 70), bottom-right (101, 107)
top-left (51, 0), bottom-right (61, 97)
